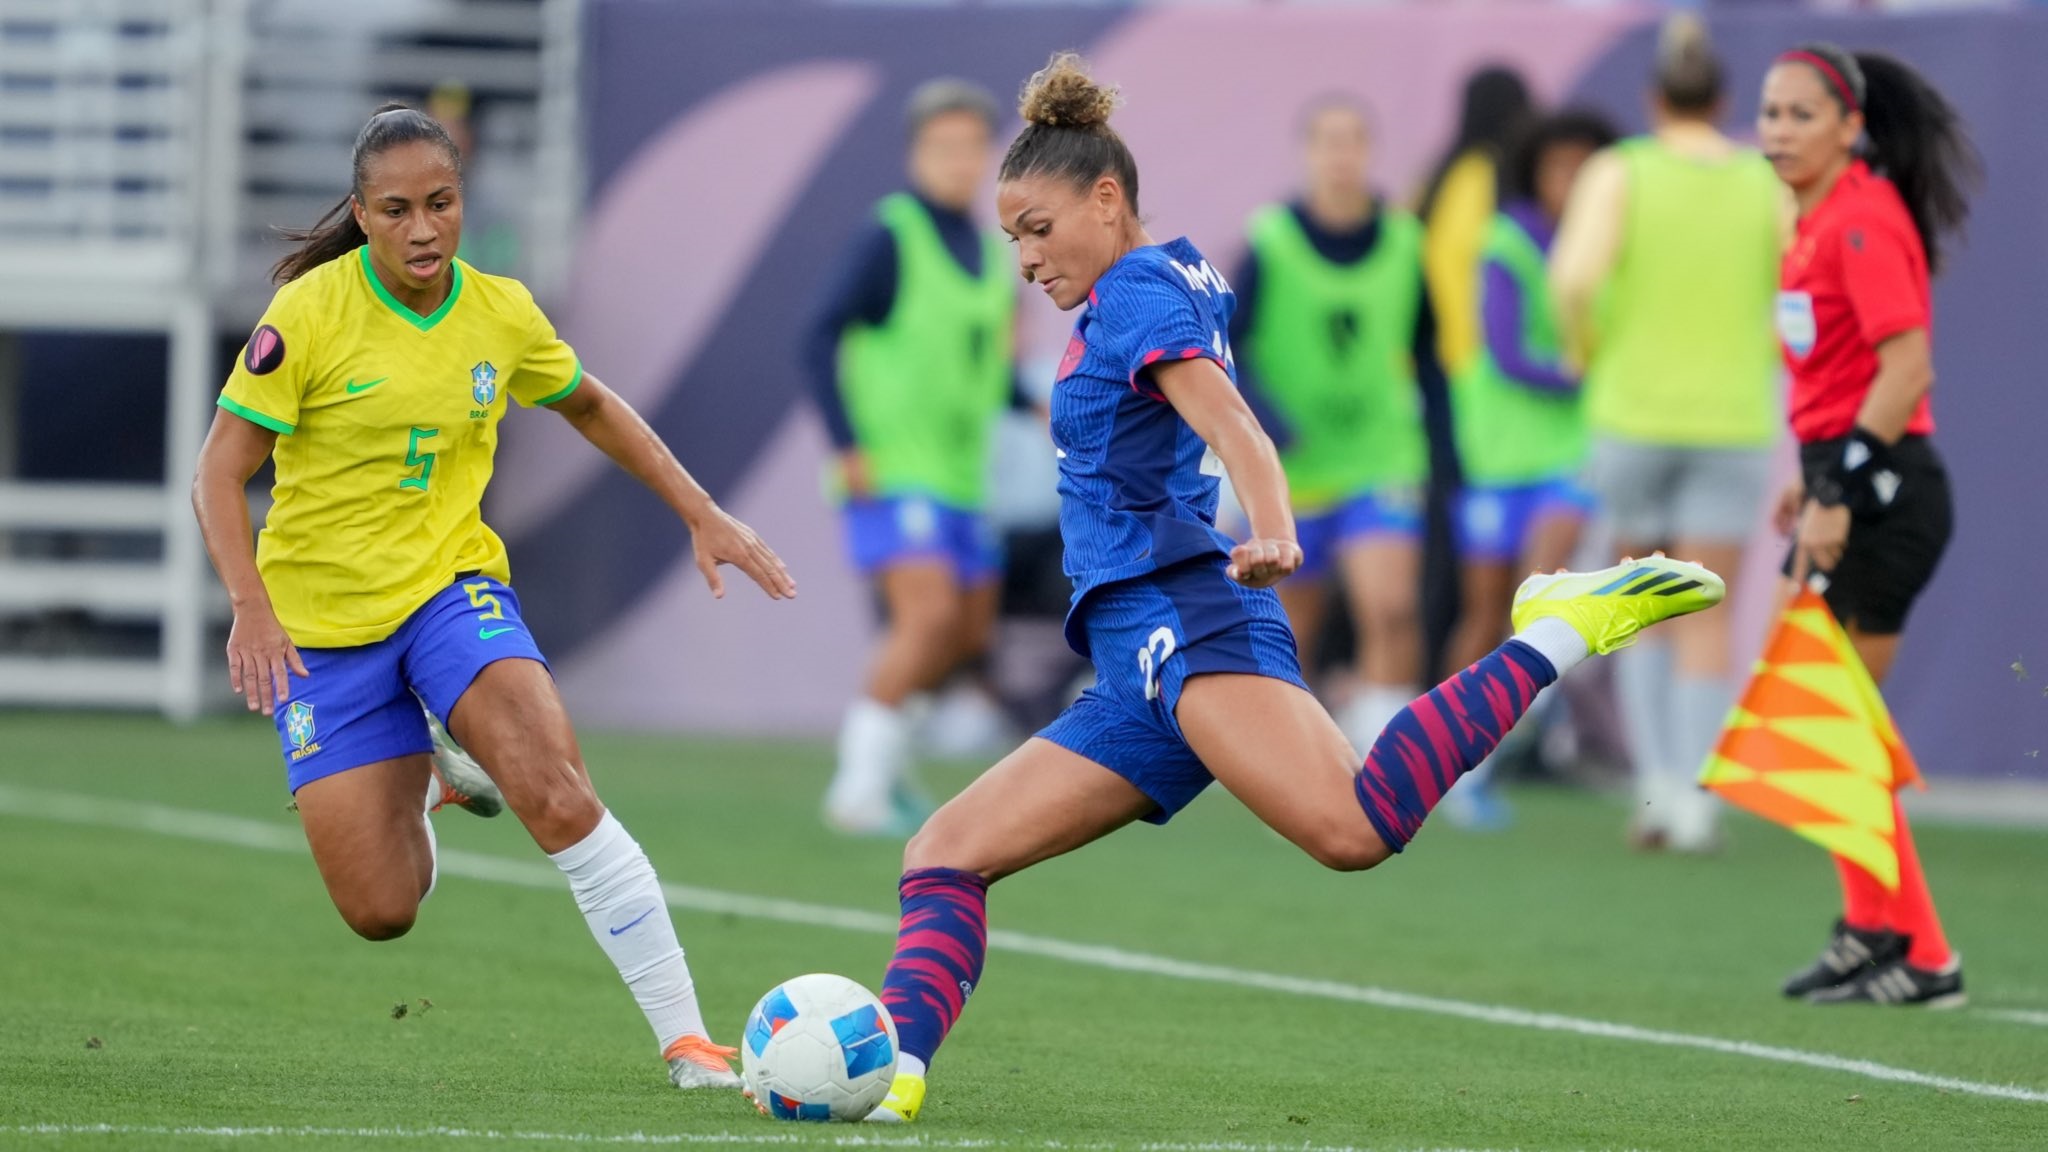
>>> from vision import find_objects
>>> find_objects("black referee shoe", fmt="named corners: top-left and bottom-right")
top-left (1781, 919), bottom-right (1906, 998)
top-left (1807, 955), bottom-right (1966, 1008)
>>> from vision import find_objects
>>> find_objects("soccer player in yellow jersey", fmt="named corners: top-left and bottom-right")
top-left (191, 106), bottom-right (794, 1089)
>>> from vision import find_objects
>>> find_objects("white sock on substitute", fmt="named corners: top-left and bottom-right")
top-left (1511, 616), bottom-right (1591, 679)
top-left (419, 771), bottom-right (441, 902)
top-left (1340, 685), bottom-right (1417, 757)
top-left (548, 811), bottom-right (707, 1053)
top-left (826, 697), bottom-right (909, 817)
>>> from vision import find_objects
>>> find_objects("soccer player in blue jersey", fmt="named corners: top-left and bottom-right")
top-left (847, 56), bottom-right (1726, 1122)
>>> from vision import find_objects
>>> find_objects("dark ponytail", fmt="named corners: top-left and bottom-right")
top-left (1787, 44), bottom-right (1981, 275)
top-left (1855, 51), bottom-right (1979, 275)
top-left (999, 53), bottom-right (1141, 216)
top-left (272, 103), bottom-right (465, 283)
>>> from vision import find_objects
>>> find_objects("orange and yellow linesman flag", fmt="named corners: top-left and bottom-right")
top-left (1698, 589), bottom-right (1920, 890)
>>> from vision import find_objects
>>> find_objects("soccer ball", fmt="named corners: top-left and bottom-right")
top-left (742, 973), bottom-right (899, 1121)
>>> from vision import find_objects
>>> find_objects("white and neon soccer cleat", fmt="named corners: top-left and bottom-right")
top-left (425, 712), bottom-right (504, 818)
top-left (864, 1071), bottom-right (926, 1123)
top-left (1510, 554), bottom-right (1725, 656)
top-left (664, 1035), bottom-right (743, 1089)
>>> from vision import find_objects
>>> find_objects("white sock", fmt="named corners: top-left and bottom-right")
top-left (548, 811), bottom-right (707, 1053)
top-left (1340, 685), bottom-right (1417, 757)
top-left (1666, 673), bottom-right (1734, 850)
top-left (826, 697), bottom-right (909, 817)
top-left (1614, 641), bottom-right (1676, 830)
top-left (1512, 616), bottom-right (1591, 679)
top-left (419, 772), bottom-right (440, 902)
top-left (897, 1053), bottom-right (927, 1080)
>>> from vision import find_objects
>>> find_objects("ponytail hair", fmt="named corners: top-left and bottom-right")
top-left (999, 52), bottom-right (1141, 216)
top-left (1785, 43), bottom-right (1981, 275)
top-left (272, 103), bottom-right (465, 283)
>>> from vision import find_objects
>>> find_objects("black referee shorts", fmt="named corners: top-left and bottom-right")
top-left (1780, 434), bottom-right (1952, 635)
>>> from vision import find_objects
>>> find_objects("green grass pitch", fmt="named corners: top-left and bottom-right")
top-left (1, 711), bottom-right (2044, 1151)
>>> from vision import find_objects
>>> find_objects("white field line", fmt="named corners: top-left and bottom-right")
top-left (1984, 1010), bottom-right (2048, 1028)
top-left (4, 1125), bottom-right (1547, 1151)
top-left (2, 783), bottom-right (2044, 1106)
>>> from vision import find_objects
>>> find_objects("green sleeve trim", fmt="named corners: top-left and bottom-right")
top-left (530, 363), bottom-right (584, 408)
top-left (358, 245), bottom-right (464, 331)
top-left (216, 394), bottom-right (294, 435)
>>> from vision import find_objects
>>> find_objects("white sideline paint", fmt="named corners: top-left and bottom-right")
top-left (8, 1126), bottom-right (1533, 1152)
top-left (1985, 1010), bottom-right (2048, 1028)
top-left (3, 784), bottom-right (2045, 1107)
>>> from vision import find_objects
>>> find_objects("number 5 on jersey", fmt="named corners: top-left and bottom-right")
top-left (400, 425), bottom-right (439, 491)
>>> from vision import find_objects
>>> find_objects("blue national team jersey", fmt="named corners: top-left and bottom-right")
top-left (1051, 238), bottom-right (1242, 654)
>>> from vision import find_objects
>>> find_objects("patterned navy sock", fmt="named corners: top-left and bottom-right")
top-left (879, 867), bottom-right (989, 1069)
top-left (1353, 640), bottom-right (1556, 851)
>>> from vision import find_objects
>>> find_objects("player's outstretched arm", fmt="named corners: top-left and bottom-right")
top-left (545, 373), bottom-right (796, 600)
top-left (192, 410), bottom-right (309, 714)
top-left (1149, 356), bottom-right (1301, 589)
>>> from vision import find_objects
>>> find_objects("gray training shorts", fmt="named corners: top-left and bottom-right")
top-left (1583, 437), bottom-right (1772, 546)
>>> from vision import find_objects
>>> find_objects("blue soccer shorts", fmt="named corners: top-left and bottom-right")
top-left (1039, 557), bottom-right (1308, 824)
top-left (843, 495), bottom-right (1002, 585)
top-left (1294, 486), bottom-right (1424, 578)
top-left (1457, 477), bottom-right (1597, 564)
top-left (270, 575), bottom-right (548, 792)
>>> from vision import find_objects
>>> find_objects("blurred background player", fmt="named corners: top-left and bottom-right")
top-left (857, 53), bottom-right (1725, 1125)
top-left (1440, 109), bottom-right (1618, 827)
top-left (191, 106), bottom-right (793, 1088)
top-left (807, 80), bottom-right (1022, 836)
top-left (1229, 97), bottom-right (1444, 754)
top-left (1418, 65), bottom-right (1535, 380)
top-left (1762, 43), bottom-right (1977, 1008)
top-left (1550, 15), bottom-right (1781, 853)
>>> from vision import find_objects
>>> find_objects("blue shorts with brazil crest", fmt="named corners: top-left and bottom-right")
top-left (1038, 556), bottom-right (1306, 824)
top-left (271, 576), bottom-right (548, 792)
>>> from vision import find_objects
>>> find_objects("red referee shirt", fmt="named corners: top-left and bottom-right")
top-left (1777, 160), bottom-right (1935, 443)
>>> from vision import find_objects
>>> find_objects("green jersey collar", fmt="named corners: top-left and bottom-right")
top-left (358, 246), bottom-right (463, 331)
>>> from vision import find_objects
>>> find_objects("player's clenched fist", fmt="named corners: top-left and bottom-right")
top-left (1226, 537), bottom-right (1302, 588)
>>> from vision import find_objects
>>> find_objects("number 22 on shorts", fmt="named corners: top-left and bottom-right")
top-left (1137, 626), bottom-right (1178, 701)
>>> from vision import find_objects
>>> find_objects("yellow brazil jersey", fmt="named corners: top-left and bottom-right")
top-left (218, 246), bottom-right (581, 648)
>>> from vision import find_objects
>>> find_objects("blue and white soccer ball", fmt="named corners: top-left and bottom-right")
top-left (742, 973), bottom-right (899, 1121)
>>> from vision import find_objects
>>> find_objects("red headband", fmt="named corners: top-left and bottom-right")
top-left (1779, 50), bottom-right (1859, 114)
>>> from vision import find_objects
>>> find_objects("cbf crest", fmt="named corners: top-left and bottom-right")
top-left (470, 361), bottom-right (499, 406)
top-left (285, 700), bottom-right (320, 761)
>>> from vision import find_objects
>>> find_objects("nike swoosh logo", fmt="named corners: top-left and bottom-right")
top-left (478, 626), bottom-right (517, 640)
top-left (608, 908), bottom-right (656, 936)
top-left (345, 377), bottom-right (388, 394)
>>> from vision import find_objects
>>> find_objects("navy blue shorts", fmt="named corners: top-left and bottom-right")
top-left (1038, 558), bottom-right (1307, 824)
top-left (1295, 487), bottom-right (1424, 577)
top-left (272, 576), bottom-right (548, 792)
top-left (843, 495), bottom-right (1001, 585)
top-left (1457, 476), bottom-right (1596, 563)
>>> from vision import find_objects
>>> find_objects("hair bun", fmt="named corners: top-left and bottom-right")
top-left (1018, 52), bottom-right (1119, 130)
top-left (1657, 11), bottom-right (1710, 65)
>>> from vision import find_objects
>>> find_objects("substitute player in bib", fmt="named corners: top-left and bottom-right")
top-left (1761, 44), bottom-right (1977, 1008)
top-left (1229, 97), bottom-right (1444, 754)
top-left (1551, 16), bottom-right (1781, 853)
top-left (1440, 110), bottom-right (1616, 827)
top-left (808, 80), bottom-right (1022, 835)
top-left (191, 106), bottom-right (795, 1086)
top-left (849, 55), bottom-right (1725, 1123)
